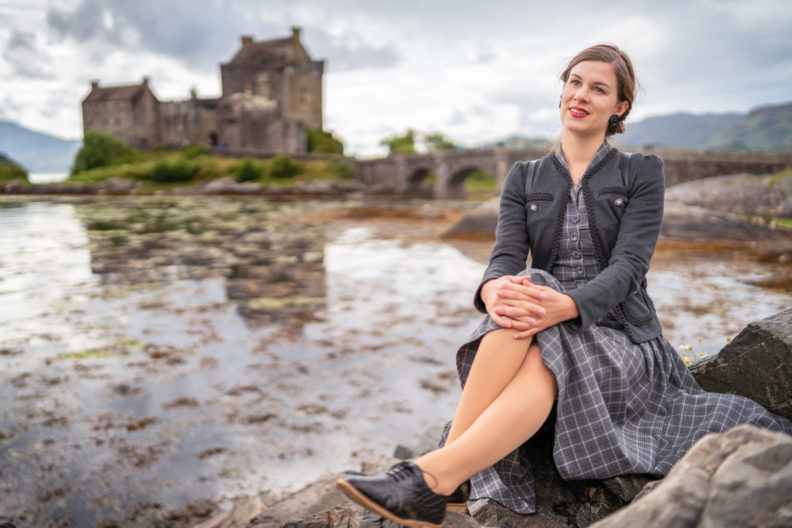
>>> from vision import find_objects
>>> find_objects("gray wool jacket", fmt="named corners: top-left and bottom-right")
top-left (474, 148), bottom-right (666, 343)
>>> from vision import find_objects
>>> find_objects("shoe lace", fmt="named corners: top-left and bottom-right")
top-left (386, 461), bottom-right (441, 491)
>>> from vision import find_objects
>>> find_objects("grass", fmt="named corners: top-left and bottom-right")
top-left (67, 150), bottom-right (354, 192)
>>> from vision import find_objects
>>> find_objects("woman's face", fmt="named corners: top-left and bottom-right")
top-left (560, 60), bottom-right (628, 137)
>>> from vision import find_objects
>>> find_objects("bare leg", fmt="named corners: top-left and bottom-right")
top-left (416, 342), bottom-right (557, 495)
top-left (444, 329), bottom-right (534, 446)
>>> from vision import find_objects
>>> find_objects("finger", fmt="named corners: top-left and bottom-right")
top-left (494, 306), bottom-right (538, 323)
top-left (502, 281), bottom-right (548, 300)
top-left (490, 312), bottom-right (516, 329)
top-left (514, 327), bottom-right (541, 340)
top-left (507, 275), bottom-right (530, 285)
top-left (493, 299), bottom-right (547, 317)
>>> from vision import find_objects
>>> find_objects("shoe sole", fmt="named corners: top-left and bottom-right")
top-left (336, 479), bottom-right (443, 528)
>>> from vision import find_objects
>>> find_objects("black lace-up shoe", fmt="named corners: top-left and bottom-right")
top-left (336, 461), bottom-right (447, 527)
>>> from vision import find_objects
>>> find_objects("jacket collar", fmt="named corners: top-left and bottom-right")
top-left (553, 139), bottom-right (613, 174)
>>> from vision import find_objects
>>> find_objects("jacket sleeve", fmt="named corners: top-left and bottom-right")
top-left (566, 154), bottom-right (665, 331)
top-left (473, 161), bottom-right (531, 313)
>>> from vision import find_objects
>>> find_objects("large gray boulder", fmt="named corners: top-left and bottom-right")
top-left (589, 425), bottom-right (792, 528)
top-left (690, 307), bottom-right (792, 421)
top-left (442, 198), bottom-right (499, 240)
top-left (665, 172), bottom-right (792, 218)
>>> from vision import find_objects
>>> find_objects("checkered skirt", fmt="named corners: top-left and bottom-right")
top-left (442, 186), bottom-right (792, 514)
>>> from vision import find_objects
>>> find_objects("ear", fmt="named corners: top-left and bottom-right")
top-left (615, 100), bottom-right (629, 117)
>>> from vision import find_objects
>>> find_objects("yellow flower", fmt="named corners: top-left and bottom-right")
top-left (684, 359), bottom-right (691, 365)
top-left (697, 338), bottom-right (702, 342)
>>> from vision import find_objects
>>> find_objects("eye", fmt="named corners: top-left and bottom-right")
top-left (594, 87), bottom-right (605, 94)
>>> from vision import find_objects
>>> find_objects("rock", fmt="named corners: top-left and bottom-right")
top-left (589, 425), bottom-right (792, 528)
top-left (442, 198), bottom-right (499, 240)
top-left (665, 172), bottom-right (792, 218)
top-left (660, 200), bottom-right (791, 240)
top-left (102, 177), bottom-right (140, 194)
top-left (201, 177), bottom-right (264, 195)
top-left (246, 456), bottom-right (399, 528)
top-left (690, 307), bottom-right (792, 421)
top-left (296, 179), bottom-right (366, 195)
top-left (194, 495), bottom-right (269, 528)
top-left (463, 413), bottom-right (656, 528)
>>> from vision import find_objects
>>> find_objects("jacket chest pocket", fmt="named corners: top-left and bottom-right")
top-left (525, 193), bottom-right (556, 235)
top-left (597, 186), bottom-right (629, 222)
top-left (525, 193), bottom-right (554, 214)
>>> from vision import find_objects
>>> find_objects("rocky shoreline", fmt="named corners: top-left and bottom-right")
top-left (216, 309), bottom-right (792, 528)
top-left (0, 176), bottom-right (370, 197)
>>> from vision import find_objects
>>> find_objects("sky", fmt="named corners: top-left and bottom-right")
top-left (1, 0), bottom-right (791, 157)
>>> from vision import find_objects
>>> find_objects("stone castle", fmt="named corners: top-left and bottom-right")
top-left (81, 27), bottom-right (324, 154)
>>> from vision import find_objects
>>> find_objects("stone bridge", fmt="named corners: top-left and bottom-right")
top-left (354, 147), bottom-right (792, 198)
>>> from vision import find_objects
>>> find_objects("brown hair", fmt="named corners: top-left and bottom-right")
top-left (560, 44), bottom-right (636, 136)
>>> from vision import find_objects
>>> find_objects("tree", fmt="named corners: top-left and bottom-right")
top-left (0, 151), bottom-right (28, 183)
top-left (380, 128), bottom-right (418, 155)
top-left (424, 131), bottom-right (457, 152)
top-left (307, 127), bottom-right (344, 155)
top-left (71, 130), bottom-right (136, 174)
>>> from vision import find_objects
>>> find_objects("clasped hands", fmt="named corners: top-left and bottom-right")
top-left (481, 274), bottom-right (580, 340)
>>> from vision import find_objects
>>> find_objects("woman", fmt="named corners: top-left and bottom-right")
top-left (336, 44), bottom-right (792, 527)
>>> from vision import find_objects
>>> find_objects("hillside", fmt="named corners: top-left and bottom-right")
top-left (704, 103), bottom-right (792, 151)
top-left (619, 101), bottom-right (792, 151)
top-left (0, 120), bottom-right (82, 173)
top-left (618, 112), bottom-right (742, 149)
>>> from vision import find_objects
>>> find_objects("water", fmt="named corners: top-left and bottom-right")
top-left (0, 197), bottom-right (789, 527)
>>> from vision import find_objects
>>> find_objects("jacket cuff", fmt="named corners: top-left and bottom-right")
top-left (473, 274), bottom-right (500, 313)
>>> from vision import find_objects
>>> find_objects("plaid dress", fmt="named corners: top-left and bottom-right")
top-left (442, 143), bottom-right (792, 514)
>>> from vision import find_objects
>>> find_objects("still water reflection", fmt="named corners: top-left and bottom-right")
top-left (0, 198), bottom-right (789, 527)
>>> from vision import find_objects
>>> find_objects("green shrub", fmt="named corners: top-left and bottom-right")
top-left (268, 154), bottom-right (303, 179)
top-left (71, 130), bottom-right (136, 174)
top-left (307, 127), bottom-right (344, 154)
top-left (329, 160), bottom-right (354, 180)
top-left (0, 156), bottom-right (29, 183)
top-left (146, 160), bottom-right (198, 182)
top-left (180, 144), bottom-right (207, 160)
top-left (235, 157), bottom-right (263, 182)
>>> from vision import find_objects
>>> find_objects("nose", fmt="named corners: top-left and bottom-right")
top-left (573, 86), bottom-right (590, 102)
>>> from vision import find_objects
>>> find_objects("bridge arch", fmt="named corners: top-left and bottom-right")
top-left (443, 164), bottom-right (496, 199)
top-left (406, 165), bottom-right (435, 197)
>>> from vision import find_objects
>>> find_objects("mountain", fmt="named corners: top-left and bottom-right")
top-left (618, 112), bottom-right (742, 149)
top-left (618, 102), bottom-right (792, 151)
top-left (0, 120), bottom-right (82, 173)
top-left (704, 103), bottom-right (792, 151)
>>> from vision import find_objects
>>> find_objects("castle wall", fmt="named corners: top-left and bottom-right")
top-left (82, 100), bottom-right (136, 145)
top-left (159, 99), bottom-right (221, 147)
top-left (133, 88), bottom-right (160, 147)
top-left (284, 62), bottom-right (323, 130)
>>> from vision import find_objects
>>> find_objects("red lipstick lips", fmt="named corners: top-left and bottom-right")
top-left (569, 106), bottom-right (589, 118)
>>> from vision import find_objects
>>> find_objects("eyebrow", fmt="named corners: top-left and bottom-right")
top-left (569, 73), bottom-right (611, 89)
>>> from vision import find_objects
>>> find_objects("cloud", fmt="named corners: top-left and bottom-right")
top-left (45, 0), bottom-right (401, 73)
top-left (309, 29), bottom-right (401, 72)
top-left (3, 29), bottom-right (54, 79)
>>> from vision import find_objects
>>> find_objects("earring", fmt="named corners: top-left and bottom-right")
top-left (558, 96), bottom-right (562, 109)
top-left (608, 114), bottom-right (620, 129)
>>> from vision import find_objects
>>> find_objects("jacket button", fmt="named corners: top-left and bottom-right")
top-left (529, 203), bottom-right (538, 211)
top-left (614, 197), bottom-right (624, 206)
